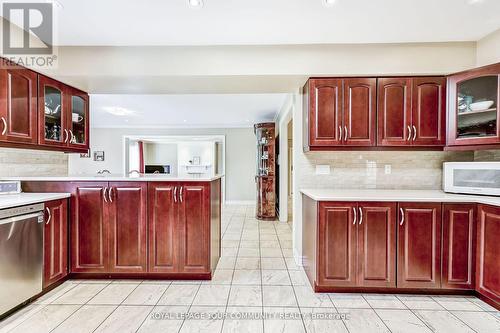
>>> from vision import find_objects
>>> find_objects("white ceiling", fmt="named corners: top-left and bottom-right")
top-left (50, 0), bottom-right (500, 45)
top-left (91, 94), bottom-right (288, 128)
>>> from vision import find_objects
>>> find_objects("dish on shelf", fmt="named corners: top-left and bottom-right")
top-left (470, 100), bottom-right (494, 111)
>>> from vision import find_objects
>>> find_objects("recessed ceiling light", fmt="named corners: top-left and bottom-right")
top-left (183, 119), bottom-right (187, 123)
top-left (188, 0), bottom-right (204, 8)
top-left (467, 0), bottom-right (484, 4)
top-left (324, 0), bottom-right (336, 7)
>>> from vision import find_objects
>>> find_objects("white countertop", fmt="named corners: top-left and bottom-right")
top-left (301, 189), bottom-right (500, 207)
top-left (0, 174), bottom-right (224, 182)
top-left (0, 193), bottom-right (71, 210)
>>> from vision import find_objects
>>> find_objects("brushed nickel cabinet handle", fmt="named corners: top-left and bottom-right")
top-left (109, 187), bottom-right (114, 203)
top-left (399, 208), bottom-right (404, 226)
top-left (179, 186), bottom-right (183, 203)
top-left (45, 207), bottom-right (51, 225)
top-left (69, 130), bottom-right (75, 143)
top-left (352, 207), bottom-right (357, 225)
top-left (103, 187), bottom-right (108, 203)
top-left (412, 125), bottom-right (417, 141)
top-left (64, 129), bottom-right (69, 143)
top-left (1, 117), bottom-right (6, 135)
top-left (407, 126), bottom-right (411, 141)
top-left (174, 186), bottom-right (177, 203)
top-left (344, 125), bottom-right (348, 141)
top-left (359, 207), bottom-right (363, 225)
top-left (339, 126), bottom-right (342, 141)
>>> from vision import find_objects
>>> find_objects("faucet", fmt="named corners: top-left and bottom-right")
top-left (97, 169), bottom-right (111, 175)
top-left (128, 170), bottom-right (140, 174)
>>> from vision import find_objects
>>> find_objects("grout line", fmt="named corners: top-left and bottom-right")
top-left (360, 294), bottom-right (394, 333)
top-left (134, 281), bottom-right (173, 333)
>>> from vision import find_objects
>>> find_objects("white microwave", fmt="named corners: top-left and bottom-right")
top-left (443, 162), bottom-right (500, 196)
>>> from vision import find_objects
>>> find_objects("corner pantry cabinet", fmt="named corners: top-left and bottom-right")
top-left (447, 63), bottom-right (500, 148)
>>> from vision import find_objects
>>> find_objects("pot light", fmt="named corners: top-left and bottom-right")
top-left (467, 0), bottom-right (484, 4)
top-left (324, 0), bottom-right (337, 6)
top-left (188, 0), bottom-right (204, 8)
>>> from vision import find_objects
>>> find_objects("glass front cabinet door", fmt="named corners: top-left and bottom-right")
top-left (39, 76), bottom-right (67, 148)
top-left (448, 64), bottom-right (500, 146)
top-left (67, 87), bottom-right (89, 150)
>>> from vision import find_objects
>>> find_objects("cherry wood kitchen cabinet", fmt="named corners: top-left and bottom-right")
top-left (71, 183), bottom-right (109, 273)
top-left (357, 202), bottom-right (396, 288)
top-left (66, 86), bottom-right (90, 151)
top-left (43, 199), bottom-right (68, 288)
top-left (377, 77), bottom-right (446, 147)
top-left (107, 182), bottom-right (147, 273)
top-left (148, 182), bottom-right (212, 274)
top-left (442, 204), bottom-right (476, 290)
top-left (304, 78), bottom-right (376, 150)
top-left (309, 201), bottom-right (396, 290)
top-left (397, 203), bottom-right (442, 289)
top-left (447, 63), bottom-right (500, 149)
top-left (0, 62), bottom-right (38, 145)
top-left (476, 205), bottom-right (500, 306)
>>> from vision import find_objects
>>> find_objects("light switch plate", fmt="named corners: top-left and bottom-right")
top-left (316, 165), bottom-right (331, 175)
top-left (385, 165), bottom-right (392, 175)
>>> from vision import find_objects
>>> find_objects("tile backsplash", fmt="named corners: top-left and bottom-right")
top-left (474, 150), bottom-right (500, 161)
top-left (0, 148), bottom-right (68, 177)
top-left (298, 151), bottom-right (475, 190)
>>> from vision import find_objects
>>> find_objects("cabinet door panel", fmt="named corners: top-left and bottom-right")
top-left (71, 183), bottom-right (108, 273)
top-left (67, 87), bottom-right (89, 151)
top-left (309, 79), bottom-right (343, 147)
top-left (318, 202), bottom-right (357, 287)
top-left (398, 203), bottom-right (441, 288)
top-left (476, 205), bottom-right (500, 304)
top-left (442, 204), bottom-right (476, 289)
top-left (38, 76), bottom-right (68, 148)
top-left (0, 66), bottom-right (38, 144)
top-left (178, 183), bottom-right (210, 273)
top-left (412, 77), bottom-right (446, 146)
top-left (43, 199), bottom-right (68, 288)
top-left (357, 202), bottom-right (396, 287)
top-left (108, 182), bottom-right (147, 273)
top-left (344, 78), bottom-right (376, 146)
top-left (377, 78), bottom-right (412, 146)
top-left (148, 183), bottom-right (178, 273)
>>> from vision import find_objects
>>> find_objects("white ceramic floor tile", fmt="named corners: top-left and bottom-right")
top-left (8, 305), bottom-right (79, 333)
top-left (285, 257), bottom-right (300, 270)
top-left (237, 248), bottom-right (260, 258)
top-left (51, 305), bottom-right (116, 333)
top-left (232, 270), bottom-right (261, 285)
top-left (293, 287), bottom-right (334, 308)
top-left (223, 307), bottom-right (263, 333)
top-left (261, 257), bottom-right (286, 270)
top-left (216, 256), bottom-right (236, 270)
top-left (122, 284), bottom-right (168, 305)
top-left (260, 248), bottom-right (283, 258)
top-left (33, 283), bottom-right (77, 304)
top-left (263, 307), bottom-right (305, 333)
top-left (467, 298), bottom-right (499, 312)
top-left (235, 257), bottom-right (261, 270)
top-left (203, 269), bottom-right (234, 285)
top-left (88, 284), bottom-right (137, 305)
top-left (397, 295), bottom-right (444, 310)
top-left (262, 286), bottom-right (297, 307)
top-left (289, 270), bottom-right (310, 286)
top-left (339, 308), bottom-right (390, 333)
top-left (364, 294), bottom-right (407, 309)
top-left (329, 293), bottom-right (371, 309)
top-left (94, 305), bottom-right (153, 333)
top-left (192, 285), bottom-right (230, 306)
top-left (261, 270), bottom-right (292, 286)
top-left (376, 309), bottom-right (432, 333)
top-left (451, 311), bottom-right (500, 332)
top-left (180, 306), bottom-right (225, 333)
top-left (414, 310), bottom-right (475, 333)
top-left (301, 307), bottom-right (347, 333)
top-left (137, 305), bottom-right (189, 333)
top-left (239, 241), bottom-right (259, 249)
top-left (228, 285), bottom-right (263, 306)
top-left (157, 285), bottom-right (199, 305)
top-left (0, 304), bottom-right (46, 332)
top-left (434, 299), bottom-right (484, 311)
top-left (52, 284), bottom-right (108, 304)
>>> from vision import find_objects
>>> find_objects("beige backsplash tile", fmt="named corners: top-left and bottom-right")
top-left (0, 148), bottom-right (69, 177)
top-left (298, 151), bottom-right (474, 190)
top-left (474, 150), bottom-right (500, 161)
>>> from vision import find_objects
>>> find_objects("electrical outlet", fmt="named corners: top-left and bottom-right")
top-left (384, 165), bottom-right (392, 175)
top-left (316, 165), bottom-right (331, 175)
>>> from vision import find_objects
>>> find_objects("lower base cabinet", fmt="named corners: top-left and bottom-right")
top-left (476, 205), bottom-right (500, 305)
top-left (43, 199), bottom-right (68, 288)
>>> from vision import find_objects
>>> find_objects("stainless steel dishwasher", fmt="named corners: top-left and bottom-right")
top-left (0, 203), bottom-right (44, 317)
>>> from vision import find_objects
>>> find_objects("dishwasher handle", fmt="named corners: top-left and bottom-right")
top-left (0, 212), bottom-right (44, 226)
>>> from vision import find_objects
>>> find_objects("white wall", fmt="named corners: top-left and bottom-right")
top-left (476, 28), bottom-right (500, 66)
top-left (68, 127), bottom-right (256, 203)
top-left (177, 142), bottom-right (214, 177)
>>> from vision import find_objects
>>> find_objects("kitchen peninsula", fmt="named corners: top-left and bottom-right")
top-left (8, 175), bottom-right (222, 284)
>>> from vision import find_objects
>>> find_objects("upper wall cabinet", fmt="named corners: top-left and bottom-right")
top-left (304, 78), bottom-right (376, 151)
top-left (378, 77), bottom-right (446, 147)
top-left (447, 63), bottom-right (500, 148)
top-left (0, 62), bottom-right (38, 145)
top-left (38, 75), bottom-right (89, 153)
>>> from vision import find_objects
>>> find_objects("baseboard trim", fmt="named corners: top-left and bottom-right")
top-left (225, 200), bottom-right (256, 205)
